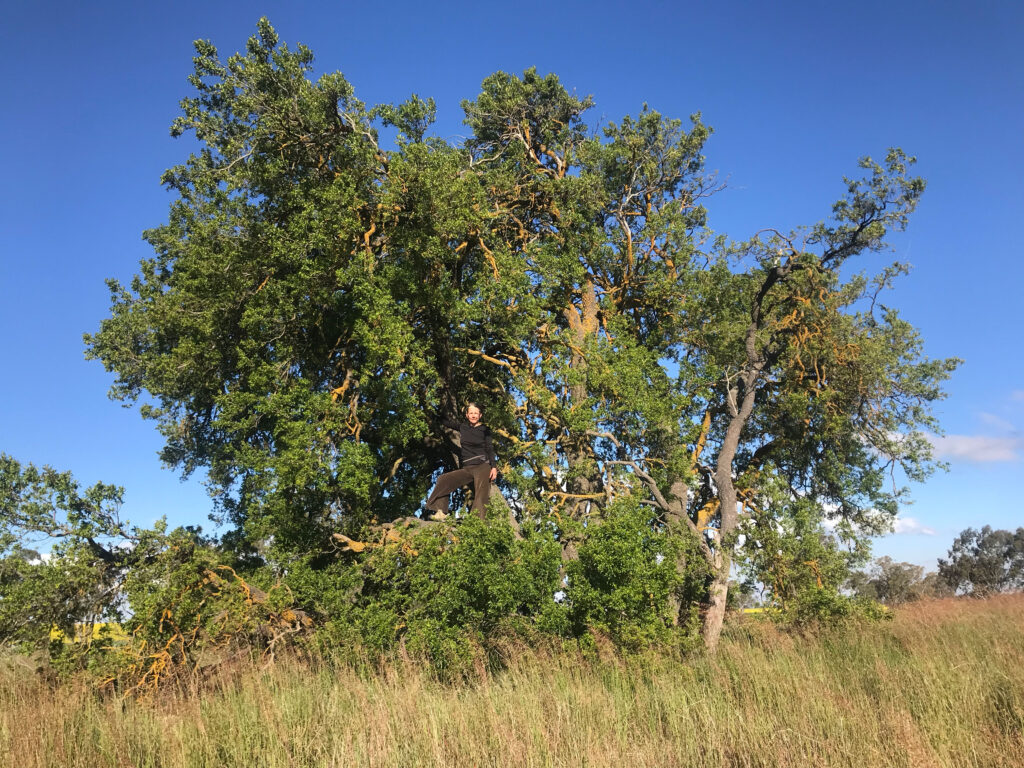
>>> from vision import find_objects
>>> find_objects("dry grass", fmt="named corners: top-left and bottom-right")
top-left (2, 595), bottom-right (1023, 767)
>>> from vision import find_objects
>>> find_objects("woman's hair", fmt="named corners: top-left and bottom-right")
top-left (464, 401), bottom-right (482, 413)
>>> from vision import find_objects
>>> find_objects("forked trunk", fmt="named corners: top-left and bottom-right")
top-left (701, 376), bottom-right (754, 652)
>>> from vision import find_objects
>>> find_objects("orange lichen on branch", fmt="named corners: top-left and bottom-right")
top-left (599, 312), bottom-right (616, 342)
top-left (691, 410), bottom-right (711, 464)
top-left (546, 489), bottom-right (603, 515)
top-left (456, 346), bottom-right (518, 370)
top-left (541, 146), bottom-right (568, 178)
top-left (804, 559), bottom-right (823, 589)
top-left (330, 371), bottom-right (354, 403)
top-left (478, 237), bottom-right (500, 278)
top-left (736, 486), bottom-right (765, 519)
top-left (332, 522), bottom-right (422, 558)
top-left (564, 283), bottom-right (600, 342)
top-left (776, 308), bottom-right (801, 330)
top-left (546, 490), bottom-right (603, 501)
top-left (696, 500), bottom-right (719, 531)
top-left (492, 427), bottom-right (558, 449)
top-left (343, 392), bottom-right (363, 441)
top-left (362, 221), bottom-right (377, 250)
top-left (332, 533), bottom-right (371, 553)
top-left (114, 562), bottom-right (316, 697)
top-left (210, 565), bottom-right (268, 604)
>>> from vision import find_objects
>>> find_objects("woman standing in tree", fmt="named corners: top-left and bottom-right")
top-left (425, 403), bottom-right (498, 521)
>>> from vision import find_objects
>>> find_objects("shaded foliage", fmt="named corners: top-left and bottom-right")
top-left (566, 498), bottom-right (704, 649)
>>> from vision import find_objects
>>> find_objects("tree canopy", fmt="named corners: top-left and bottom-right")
top-left (0, 19), bottom-right (959, 666)
top-left (938, 526), bottom-right (1024, 596)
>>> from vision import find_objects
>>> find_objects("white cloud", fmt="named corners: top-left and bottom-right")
top-left (892, 516), bottom-right (936, 536)
top-left (928, 434), bottom-right (1020, 463)
top-left (978, 412), bottom-right (1017, 432)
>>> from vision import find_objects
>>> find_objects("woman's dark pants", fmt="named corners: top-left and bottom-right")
top-left (425, 464), bottom-right (492, 519)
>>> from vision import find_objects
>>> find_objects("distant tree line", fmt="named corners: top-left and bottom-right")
top-left (846, 526), bottom-right (1024, 605)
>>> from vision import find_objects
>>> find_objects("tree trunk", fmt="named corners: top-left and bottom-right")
top-left (665, 478), bottom-right (692, 626)
top-left (487, 483), bottom-right (523, 539)
top-left (702, 376), bottom-right (756, 652)
top-left (703, 548), bottom-right (729, 651)
top-left (703, 452), bottom-right (736, 652)
top-left (562, 280), bottom-right (601, 505)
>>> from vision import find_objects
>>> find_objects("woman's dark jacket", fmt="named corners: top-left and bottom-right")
top-left (442, 420), bottom-right (497, 469)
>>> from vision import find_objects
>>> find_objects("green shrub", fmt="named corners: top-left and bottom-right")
top-left (566, 498), bottom-right (684, 649)
top-left (333, 505), bottom-right (564, 675)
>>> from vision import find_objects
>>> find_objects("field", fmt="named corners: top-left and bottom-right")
top-left (2, 596), bottom-right (1023, 767)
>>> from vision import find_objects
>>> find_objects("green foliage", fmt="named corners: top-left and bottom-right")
top-left (0, 454), bottom-right (130, 652)
top-left (939, 526), bottom-right (1024, 596)
top-left (737, 495), bottom-right (879, 625)
top-left (121, 527), bottom-right (247, 639)
top-left (345, 508), bottom-right (563, 675)
top-left (0, 452), bottom-right (313, 684)
top-left (63, 17), bottom-right (959, 657)
top-left (566, 499), bottom-right (690, 648)
top-left (85, 20), bottom-right (445, 550)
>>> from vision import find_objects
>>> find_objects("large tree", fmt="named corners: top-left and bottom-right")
top-left (680, 149), bottom-right (958, 646)
top-left (86, 19), bottom-right (956, 649)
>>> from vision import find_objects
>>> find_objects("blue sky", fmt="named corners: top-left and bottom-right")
top-left (1, 1), bottom-right (1021, 569)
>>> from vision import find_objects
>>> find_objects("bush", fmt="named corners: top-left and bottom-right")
top-left (333, 505), bottom-right (564, 677)
top-left (566, 499), bottom-right (685, 649)
top-left (111, 525), bottom-right (314, 692)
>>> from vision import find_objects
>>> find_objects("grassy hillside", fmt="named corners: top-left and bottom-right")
top-left (2, 596), bottom-right (1022, 767)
